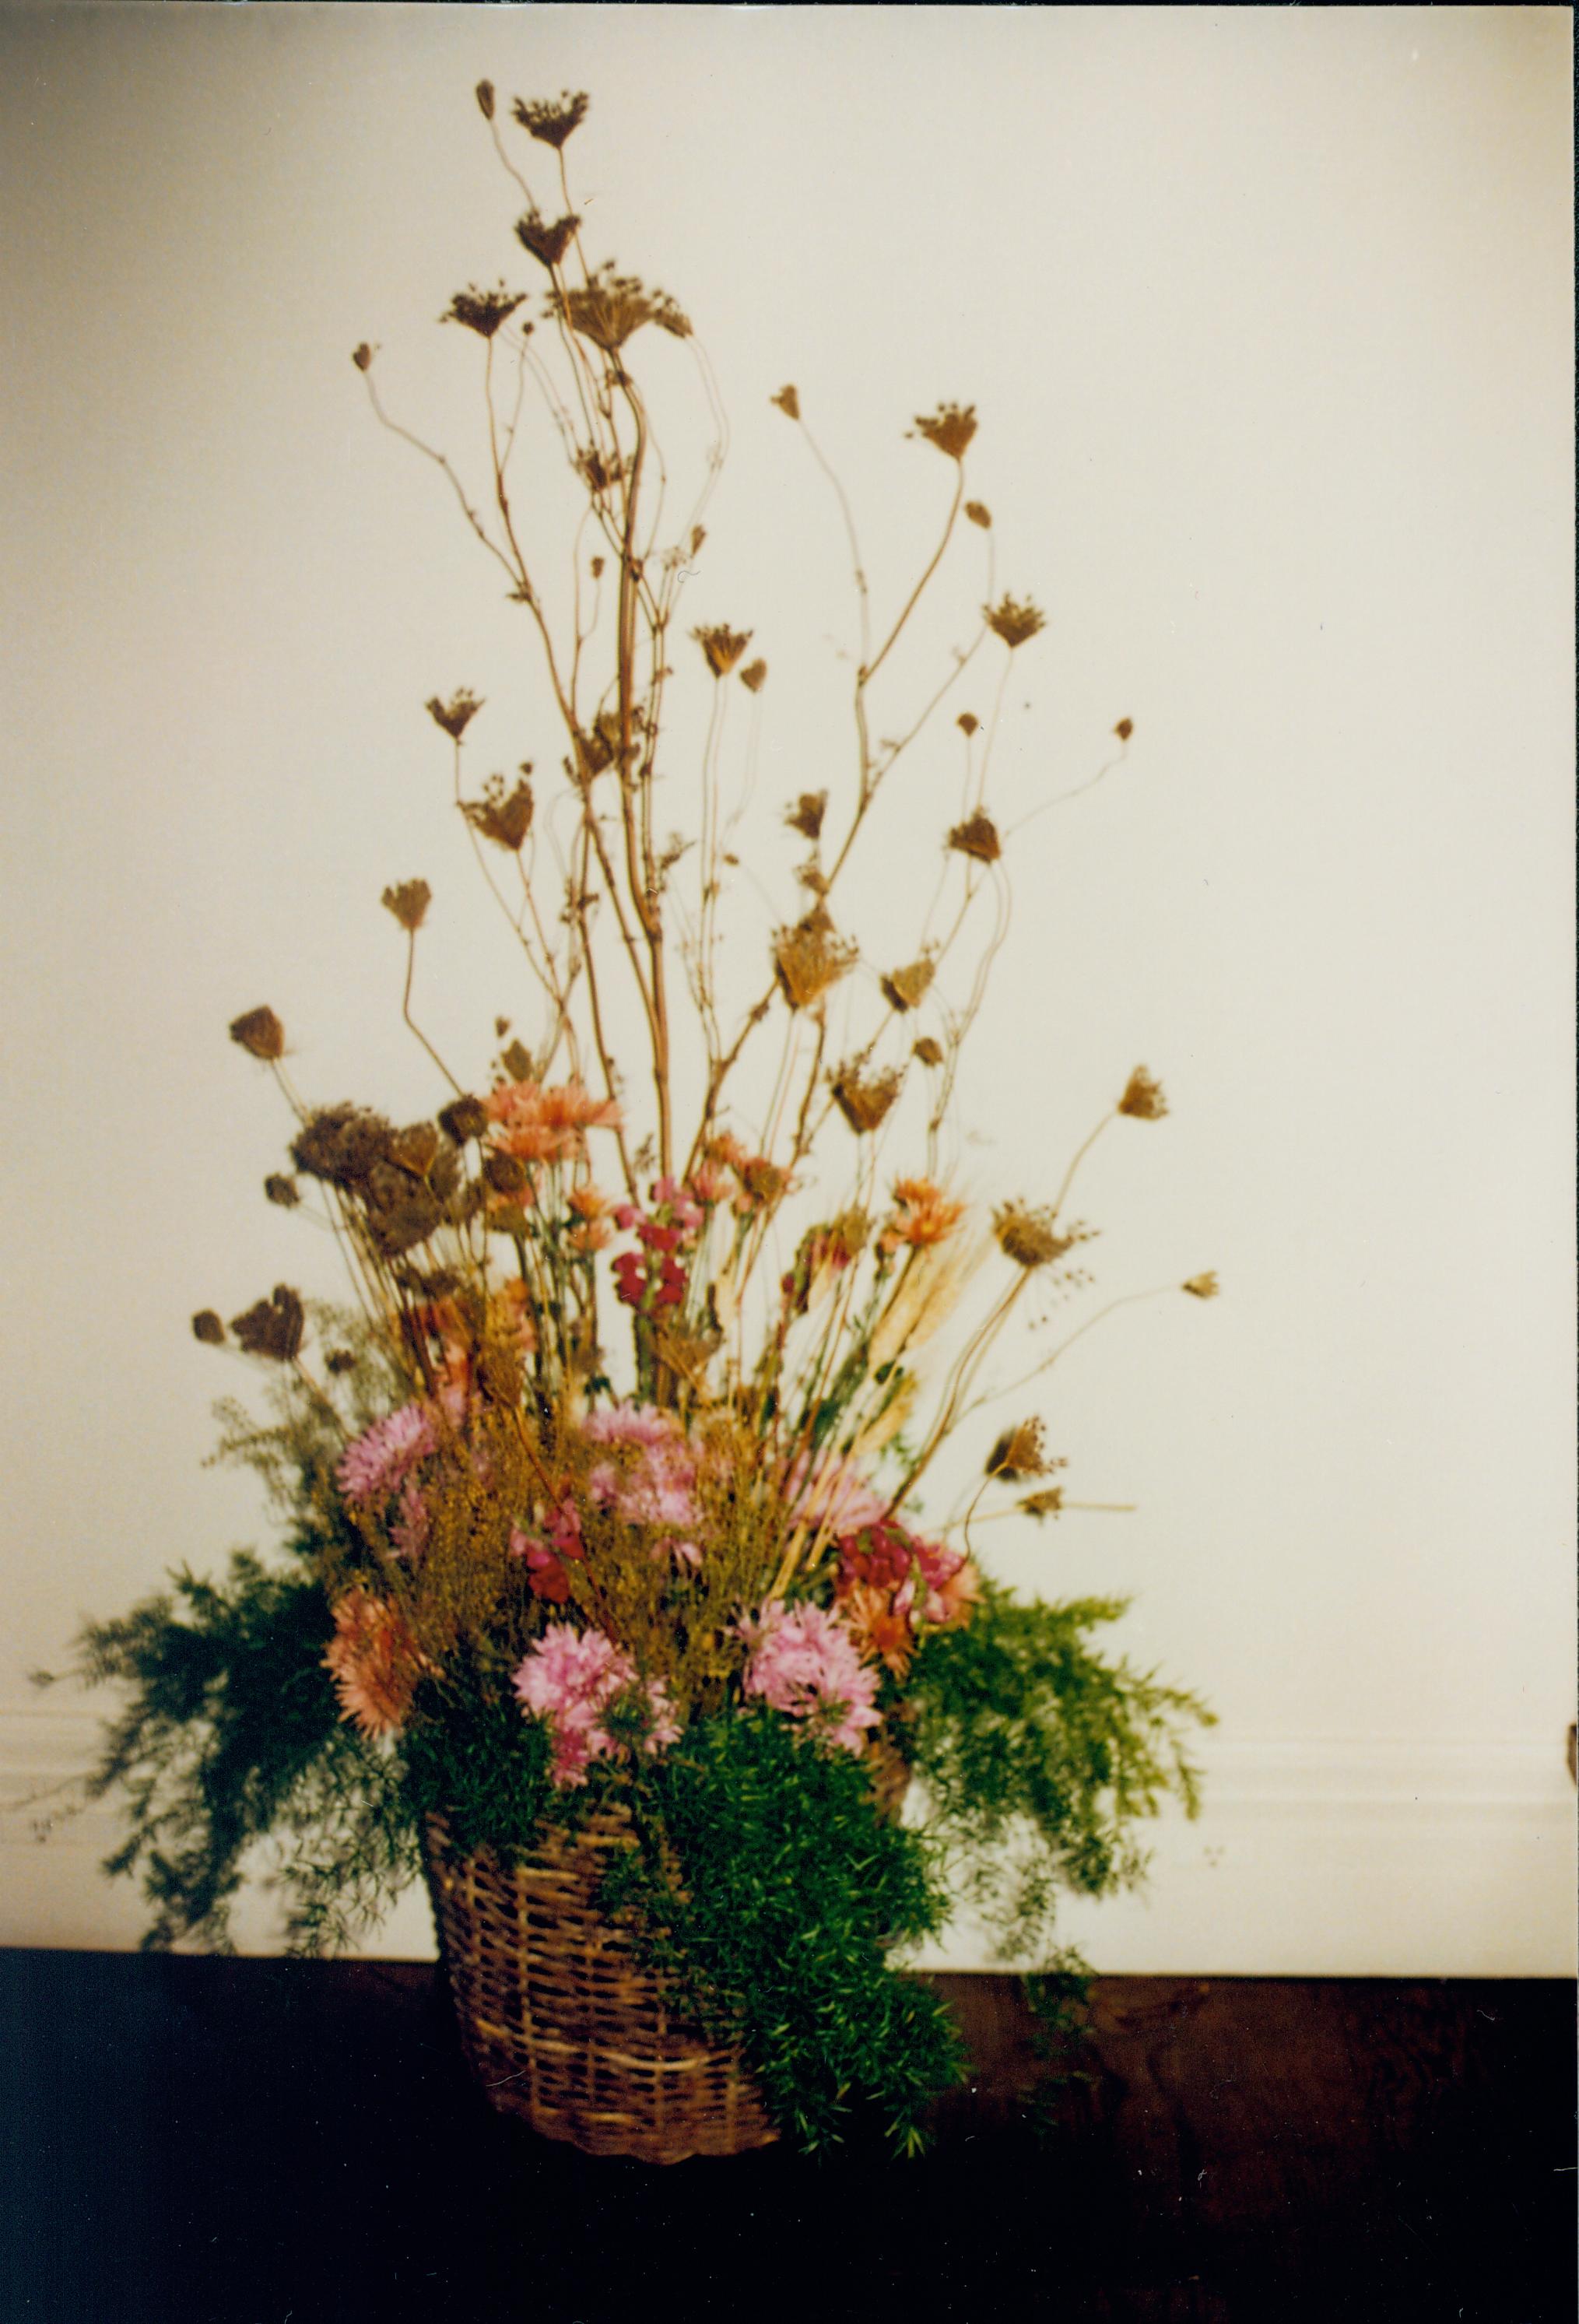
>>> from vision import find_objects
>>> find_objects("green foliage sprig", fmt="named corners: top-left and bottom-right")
top-left (905, 1578), bottom-right (1213, 1966)
top-left (49, 1550), bottom-right (416, 1954)
top-left (600, 1708), bottom-right (966, 2156)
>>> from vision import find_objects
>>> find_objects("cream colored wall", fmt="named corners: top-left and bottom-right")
top-left (2, 5), bottom-right (1573, 1970)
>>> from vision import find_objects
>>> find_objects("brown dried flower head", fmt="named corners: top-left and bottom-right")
top-left (832, 1063), bottom-right (904, 1136)
top-left (912, 1036), bottom-right (946, 1069)
top-left (984, 595), bottom-right (1046, 650)
top-left (1182, 1271), bottom-right (1220, 1301)
top-left (461, 771), bottom-right (534, 851)
top-left (426, 689), bottom-right (482, 741)
top-left (292, 1104), bottom-right (396, 1192)
top-left (264, 1174), bottom-right (300, 1209)
top-left (771, 384), bottom-right (801, 421)
top-left (437, 1094), bottom-right (489, 1146)
top-left (784, 791), bottom-right (826, 841)
top-left (992, 1202), bottom-right (1073, 1270)
top-left (382, 880), bottom-right (431, 934)
top-left (739, 1155), bottom-right (788, 1207)
top-left (511, 90), bottom-right (589, 149)
top-left (739, 658), bottom-right (768, 694)
top-left (1118, 1066), bottom-right (1168, 1122)
top-left (986, 1419), bottom-right (1051, 1480)
top-left (515, 213), bottom-right (581, 272)
top-left (948, 810), bottom-right (1002, 864)
top-left (576, 447), bottom-right (628, 497)
top-left (879, 955), bottom-right (936, 1013)
top-left (911, 402), bottom-right (977, 461)
top-left (229, 1006), bottom-right (285, 1062)
top-left (693, 624), bottom-right (753, 679)
top-left (351, 343), bottom-right (374, 373)
top-left (475, 79), bottom-right (496, 121)
top-left (441, 283), bottom-right (527, 339)
top-left (191, 1310), bottom-right (226, 1346)
top-left (388, 1122), bottom-right (441, 1178)
top-left (556, 265), bottom-right (690, 351)
top-left (230, 1284), bottom-right (305, 1363)
top-left (1019, 1487), bottom-right (1065, 1521)
top-left (956, 713), bottom-right (979, 737)
top-left (964, 500), bottom-right (992, 528)
top-left (1114, 718), bottom-right (1134, 742)
top-left (772, 911), bottom-right (857, 1010)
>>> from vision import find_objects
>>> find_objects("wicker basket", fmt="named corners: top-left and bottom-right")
top-left (423, 1803), bottom-right (778, 2164)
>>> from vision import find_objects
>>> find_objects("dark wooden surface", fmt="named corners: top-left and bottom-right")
top-left (2, 1950), bottom-right (1572, 2322)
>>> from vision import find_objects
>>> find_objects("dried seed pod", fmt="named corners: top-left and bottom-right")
top-left (948, 811), bottom-right (1002, 864)
top-left (441, 284), bottom-right (527, 338)
top-left (879, 957), bottom-right (935, 1013)
top-left (693, 624), bottom-right (753, 679)
top-left (515, 213), bottom-right (581, 271)
top-left (191, 1310), bottom-right (226, 1346)
top-left (773, 913), bottom-right (857, 1010)
top-left (911, 402), bottom-right (977, 461)
top-left (425, 690), bottom-right (482, 741)
top-left (986, 1419), bottom-right (1051, 1480)
top-left (381, 880), bottom-right (431, 933)
top-left (511, 90), bottom-right (589, 149)
top-left (230, 1285), bottom-right (305, 1363)
top-left (229, 1006), bottom-right (285, 1062)
top-left (831, 1065), bottom-right (904, 1136)
top-left (991, 1203), bottom-right (1072, 1270)
top-left (1118, 1067), bottom-right (1167, 1122)
top-left (437, 1094), bottom-right (489, 1146)
top-left (984, 595), bottom-right (1046, 649)
top-left (785, 791), bottom-right (826, 840)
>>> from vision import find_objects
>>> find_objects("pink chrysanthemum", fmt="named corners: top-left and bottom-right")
top-left (581, 1402), bottom-right (683, 1448)
top-left (336, 1402), bottom-right (437, 1506)
top-left (738, 1600), bottom-right (882, 1753)
top-left (512, 1622), bottom-right (680, 1786)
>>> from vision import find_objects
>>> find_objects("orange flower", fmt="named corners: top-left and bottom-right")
top-left (323, 1590), bottom-right (430, 1738)
top-left (933, 1555), bottom-right (982, 1629)
top-left (886, 1178), bottom-right (966, 1250)
top-left (487, 1080), bottom-right (622, 1164)
top-left (839, 1581), bottom-right (916, 1677)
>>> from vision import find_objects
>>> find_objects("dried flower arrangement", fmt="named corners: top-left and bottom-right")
top-left (50, 83), bottom-right (1215, 2160)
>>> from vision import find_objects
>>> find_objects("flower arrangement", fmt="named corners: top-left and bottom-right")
top-left (50, 82), bottom-right (1215, 2159)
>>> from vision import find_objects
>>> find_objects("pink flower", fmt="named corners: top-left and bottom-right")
top-left (738, 1600), bottom-right (882, 1754)
top-left (336, 1402), bottom-right (437, 1506)
top-left (486, 1080), bottom-right (622, 1165)
top-left (581, 1402), bottom-right (682, 1448)
top-left (784, 1450), bottom-right (890, 1539)
top-left (513, 1622), bottom-right (680, 1786)
top-left (390, 1479), bottom-right (430, 1560)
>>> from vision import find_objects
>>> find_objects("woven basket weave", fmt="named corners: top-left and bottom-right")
top-left (423, 1803), bottom-right (778, 2164)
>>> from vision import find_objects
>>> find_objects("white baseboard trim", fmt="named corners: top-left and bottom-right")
top-left (3, 1707), bottom-right (1574, 1974)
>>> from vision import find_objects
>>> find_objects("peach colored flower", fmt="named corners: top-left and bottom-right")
top-left (886, 1177), bottom-right (966, 1250)
top-left (840, 1580), bottom-right (916, 1676)
top-left (323, 1589), bottom-right (430, 1738)
top-left (486, 1080), bottom-right (622, 1164)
